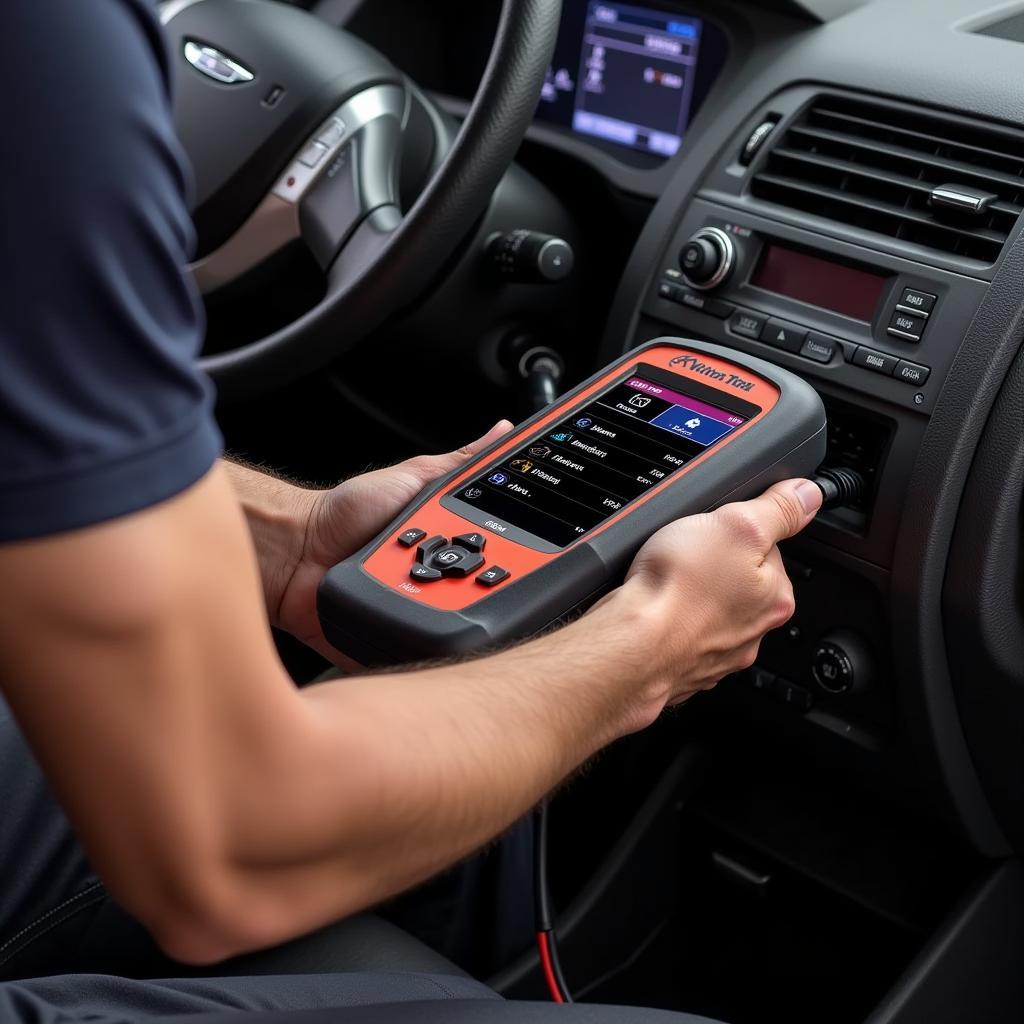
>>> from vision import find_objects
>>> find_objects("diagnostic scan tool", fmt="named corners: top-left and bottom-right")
top-left (318, 339), bottom-right (827, 665)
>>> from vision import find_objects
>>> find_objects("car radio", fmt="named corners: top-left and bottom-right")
top-left (317, 339), bottom-right (826, 666)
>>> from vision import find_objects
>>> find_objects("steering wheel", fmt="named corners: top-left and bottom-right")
top-left (160, 0), bottom-right (561, 401)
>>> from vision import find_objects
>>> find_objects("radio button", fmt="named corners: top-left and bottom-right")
top-left (887, 310), bottom-right (926, 341)
top-left (678, 289), bottom-right (733, 319)
top-left (728, 310), bottom-right (767, 340)
top-left (800, 333), bottom-right (838, 364)
top-left (898, 288), bottom-right (936, 316)
top-left (895, 360), bottom-right (931, 385)
top-left (761, 317), bottom-right (807, 354)
top-left (852, 347), bottom-right (897, 376)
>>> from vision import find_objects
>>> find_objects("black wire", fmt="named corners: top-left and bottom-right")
top-left (533, 801), bottom-right (574, 1002)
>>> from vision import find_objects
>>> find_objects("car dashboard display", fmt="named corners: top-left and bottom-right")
top-left (536, 0), bottom-right (727, 161)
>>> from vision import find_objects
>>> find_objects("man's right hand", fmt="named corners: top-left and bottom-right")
top-left (601, 477), bottom-right (823, 725)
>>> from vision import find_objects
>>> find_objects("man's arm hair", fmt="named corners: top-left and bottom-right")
top-left (0, 466), bottom-right (663, 964)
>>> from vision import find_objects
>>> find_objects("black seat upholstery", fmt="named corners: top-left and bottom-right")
top-left (196, 914), bottom-right (470, 979)
top-left (174, 999), bottom-right (724, 1024)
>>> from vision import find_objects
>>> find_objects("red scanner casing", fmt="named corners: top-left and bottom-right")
top-left (318, 339), bottom-right (826, 665)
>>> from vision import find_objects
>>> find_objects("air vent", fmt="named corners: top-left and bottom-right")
top-left (751, 96), bottom-right (1024, 264)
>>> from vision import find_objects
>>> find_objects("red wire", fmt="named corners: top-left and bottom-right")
top-left (536, 930), bottom-right (566, 1004)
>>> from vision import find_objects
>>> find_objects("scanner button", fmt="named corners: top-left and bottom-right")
top-left (432, 546), bottom-right (466, 568)
top-left (453, 532), bottom-right (487, 553)
top-left (398, 528), bottom-right (426, 547)
top-left (416, 535), bottom-right (448, 562)
top-left (476, 566), bottom-right (510, 587)
top-left (409, 564), bottom-right (442, 582)
top-left (432, 548), bottom-right (485, 578)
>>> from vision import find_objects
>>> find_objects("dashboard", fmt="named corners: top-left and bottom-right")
top-left (322, 0), bottom-right (1024, 863)
top-left (533, 0), bottom-right (727, 163)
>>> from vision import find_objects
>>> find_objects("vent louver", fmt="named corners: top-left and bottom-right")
top-left (751, 96), bottom-right (1024, 264)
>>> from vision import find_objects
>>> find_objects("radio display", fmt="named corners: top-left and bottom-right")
top-left (446, 366), bottom-right (760, 549)
top-left (536, 1), bottom-right (711, 160)
top-left (751, 244), bottom-right (888, 322)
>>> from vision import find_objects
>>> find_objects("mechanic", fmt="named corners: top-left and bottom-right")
top-left (0, 1), bottom-right (822, 1021)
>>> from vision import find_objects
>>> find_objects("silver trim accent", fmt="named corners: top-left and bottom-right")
top-left (929, 184), bottom-right (996, 214)
top-left (183, 41), bottom-right (254, 84)
top-left (159, 0), bottom-right (205, 25)
top-left (191, 84), bottom-right (407, 293)
top-left (681, 226), bottom-right (735, 291)
top-left (895, 303), bottom-right (929, 319)
top-left (886, 327), bottom-right (922, 342)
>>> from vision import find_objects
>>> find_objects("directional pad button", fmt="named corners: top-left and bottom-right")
top-left (430, 546), bottom-right (485, 578)
top-left (415, 535), bottom-right (448, 563)
top-left (409, 564), bottom-right (442, 582)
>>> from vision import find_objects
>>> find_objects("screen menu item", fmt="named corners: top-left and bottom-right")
top-left (448, 369), bottom-right (757, 549)
top-left (538, 1), bottom-right (704, 158)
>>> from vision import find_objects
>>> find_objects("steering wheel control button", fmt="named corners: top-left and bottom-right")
top-left (453, 533), bottom-right (487, 553)
top-left (895, 360), bottom-right (931, 386)
top-left (761, 318), bottom-right (807, 354)
top-left (416, 535), bottom-right (448, 562)
top-left (887, 310), bottom-right (926, 341)
top-left (898, 287), bottom-right (936, 316)
top-left (679, 227), bottom-right (736, 290)
top-left (852, 347), bottom-right (897, 376)
top-left (316, 118), bottom-right (347, 148)
top-left (397, 528), bottom-right (427, 547)
top-left (800, 333), bottom-right (838, 364)
top-left (409, 564), bottom-right (443, 583)
top-left (298, 141), bottom-right (328, 168)
top-left (728, 310), bottom-right (767, 341)
top-left (476, 566), bottom-right (511, 587)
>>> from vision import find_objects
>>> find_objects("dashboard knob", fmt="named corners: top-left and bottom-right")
top-left (678, 227), bottom-right (736, 290)
top-left (812, 631), bottom-right (873, 695)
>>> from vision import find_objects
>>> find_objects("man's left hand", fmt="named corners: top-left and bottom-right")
top-left (272, 421), bottom-right (512, 661)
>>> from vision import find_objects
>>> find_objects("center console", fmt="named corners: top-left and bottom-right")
top-left (618, 85), bottom-right (1024, 753)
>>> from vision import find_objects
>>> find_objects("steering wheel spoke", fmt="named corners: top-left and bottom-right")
top-left (299, 89), bottom-right (407, 271)
top-left (191, 84), bottom-right (408, 292)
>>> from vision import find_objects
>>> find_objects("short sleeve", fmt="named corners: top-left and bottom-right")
top-left (0, 0), bottom-right (223, 542)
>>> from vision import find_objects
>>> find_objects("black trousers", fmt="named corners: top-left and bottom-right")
top-left (0, 697), bottom-right (531, 1020)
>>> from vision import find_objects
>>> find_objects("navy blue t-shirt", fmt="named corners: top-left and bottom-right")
top-left (0, 0), bottom-right (223, 542)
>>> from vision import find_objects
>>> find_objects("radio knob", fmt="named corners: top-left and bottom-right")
top-left (679, 227), bottom-right (736, 291)
top-left (812, 631), bottom-right (873, 695)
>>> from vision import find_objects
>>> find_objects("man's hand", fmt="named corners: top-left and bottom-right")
top-left (590, 477), bottom-right (823, 729)
top-left (225, 422), bottom-right (512, 660)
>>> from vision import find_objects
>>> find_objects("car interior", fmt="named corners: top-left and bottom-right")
top-left (106, 0), bottom-right (1024, 1020)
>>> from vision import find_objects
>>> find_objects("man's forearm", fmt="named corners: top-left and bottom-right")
top-left (202, 577), bottom-right (667, 961)
top-left (222, 459), bottom-right (315, 625)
